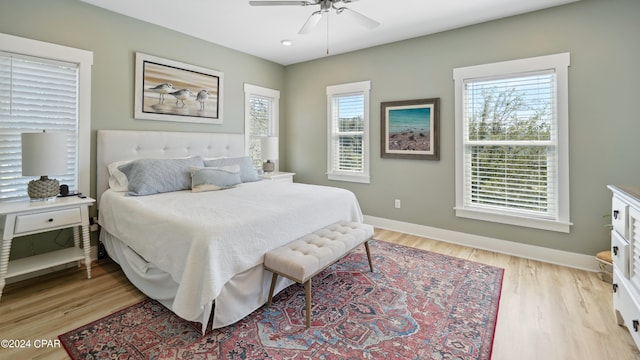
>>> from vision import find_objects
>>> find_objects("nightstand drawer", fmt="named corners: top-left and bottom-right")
top-left (14, 207), bottom-right (82, 234)
top-left (260, 172), bottom-right (295, 183)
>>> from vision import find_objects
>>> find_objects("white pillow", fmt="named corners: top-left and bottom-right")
top-left (107, 160), bottom-right (132, 192)
top-left (203, 156), bottom-right (226, 161)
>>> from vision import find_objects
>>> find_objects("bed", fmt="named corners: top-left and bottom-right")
top-left (96, 130), bottom-right (365, 333)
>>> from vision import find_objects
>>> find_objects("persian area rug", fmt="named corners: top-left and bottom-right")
top-left (59, 240), bottom-right (503, 360)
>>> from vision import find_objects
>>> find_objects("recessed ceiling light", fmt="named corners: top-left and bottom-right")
top-left (281, 40), bottom-right (293, 46)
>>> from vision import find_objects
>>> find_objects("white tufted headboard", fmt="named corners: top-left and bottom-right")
top-left (96, 130), bottom-right (245, 202)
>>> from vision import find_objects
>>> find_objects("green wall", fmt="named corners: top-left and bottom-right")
top-left (282, 0), bottom-right (640, 256)
top-left (0, 0), bottom-right (285, 259)
top-left (1, 0), bottom-right (638, 260)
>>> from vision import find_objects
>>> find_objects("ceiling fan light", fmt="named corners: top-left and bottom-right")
top-left (251, 0), bottom-right (379, 35)
top-left (281, 39), bottom-right (293, 46)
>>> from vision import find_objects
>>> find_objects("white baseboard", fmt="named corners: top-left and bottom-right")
top-left (364, 215), bottom-right (600, 272)
top-left (7, 221), bottom-right (600, 286)
top-left (6, 245), bottom-right (99, 285)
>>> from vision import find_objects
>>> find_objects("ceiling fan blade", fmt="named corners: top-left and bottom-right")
top-left (338, 7), bottom-right (380, 29)
top-left (249, 1), bottom-right (314, 6)
top-left (299, 11), bottom-right (323, 34)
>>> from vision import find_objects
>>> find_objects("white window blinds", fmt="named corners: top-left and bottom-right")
top-left (248, 95), bottom-right (273, 167)
top-left (244, 84), bottom-right (280, 169)
top-left (454, 52), bottom-right (571, 233)
top-left (326, 80), bottom-right (370, 184)
top-left (463, 71), bottom-right (557, 218)
top-left (0, 52), bottom-right (79, 200)
top-left (331, 93), bottom-right (365, 172)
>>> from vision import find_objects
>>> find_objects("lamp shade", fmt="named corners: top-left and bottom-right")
top-left (260, 137), bottom-right (279, 161)
top-left (21, 131), bottom-right (68, 176)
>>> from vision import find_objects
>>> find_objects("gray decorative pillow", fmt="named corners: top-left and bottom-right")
top-left (119, 156), bottom-right (205, 196)
top-left (190, 165), bottom-right (242, 192)
top-left (204, 156), bottom-right (261, 182)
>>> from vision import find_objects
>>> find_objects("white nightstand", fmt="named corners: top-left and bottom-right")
top-left (0, 196), bottom-right (95, 300)
top-left (260, 172), bottom-right (296, 183)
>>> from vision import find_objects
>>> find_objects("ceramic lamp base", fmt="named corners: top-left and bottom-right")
top-left (263, 160), bottom-right (275, 173)
top-left (28, 176), bottom-right (59, 200)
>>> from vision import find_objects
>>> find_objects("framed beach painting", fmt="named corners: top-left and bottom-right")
top-left (134, 52), bottom-right (223, 124)
top-left (381, 98), bottom-right (440, 160)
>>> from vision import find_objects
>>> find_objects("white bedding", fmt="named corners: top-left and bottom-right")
top-left (99, 180), bottom-right (364, 330)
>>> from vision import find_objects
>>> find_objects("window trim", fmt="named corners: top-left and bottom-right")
top-left (326, 80), bottom-right (371, 184)
top-left (0, 33), bottom-right (93, 197)
top-left (453, 53), bottom-right (571, 233)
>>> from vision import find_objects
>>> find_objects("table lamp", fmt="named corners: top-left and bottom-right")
top-left (21, 131), bottom-right (67, 200)
top-left (260, 136), bottom-right (278, 173)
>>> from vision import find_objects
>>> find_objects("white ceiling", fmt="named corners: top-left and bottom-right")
top-left (79, 0), bottom-right (579, 66)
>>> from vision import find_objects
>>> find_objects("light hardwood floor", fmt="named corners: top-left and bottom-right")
top-left (0, 228), bottom-right (638, 359)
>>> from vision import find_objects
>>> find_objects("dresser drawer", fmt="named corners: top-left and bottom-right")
top-left (14, 207), bottom-right (82, 235)
top-left (614, 267), bottom-right (629, 316)
top-left (614, 269), bottom-right (640, 348)
top-left (612, 195), bottom-right (629, 238)
top-left (612, 230), bottom-right (629, 277)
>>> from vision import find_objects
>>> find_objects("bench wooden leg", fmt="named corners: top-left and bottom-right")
top-left (305, 279), bottom-right (311, 328)
top-left (364, 240), bottom-right (374, 272)
top-left (267, 272), bottom-right (278, 306)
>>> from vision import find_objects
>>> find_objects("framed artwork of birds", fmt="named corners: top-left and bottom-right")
top-left (134, 52), bottom-right (223, 124)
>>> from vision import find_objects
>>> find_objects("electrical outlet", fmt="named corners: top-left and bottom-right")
top-left (394, 199), bottom-right (401, 209)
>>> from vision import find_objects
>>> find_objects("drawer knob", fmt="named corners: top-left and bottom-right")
top-left (634, 320), bottom-right (640, 332)
top-left (613, 283), bottom-right (618, 293)
top-left (613, 246), bottom-right (619, 256)
top-left (48, 218), bottom-right (54, 222)
top-left (613, 210), bottom-right (619, 220)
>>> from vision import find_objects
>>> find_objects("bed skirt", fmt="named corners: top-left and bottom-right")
top-left (100, 229), bottom-right (294, 333)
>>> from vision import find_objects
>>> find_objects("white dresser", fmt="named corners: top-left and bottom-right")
top-left (609, 185), bottom-right (640, 349)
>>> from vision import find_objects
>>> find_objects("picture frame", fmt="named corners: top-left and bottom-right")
top-left (381, 98), bottom-right (440, 160)
top-left (134, 52), bottom-right (223, 124)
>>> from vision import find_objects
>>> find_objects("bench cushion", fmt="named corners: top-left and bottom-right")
top-left (265, 221), bottom-right (373, 283)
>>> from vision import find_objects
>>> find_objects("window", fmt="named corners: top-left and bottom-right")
top-left (453, 53), bottom-right (571, 232)
top-left (244, 84), bottom-right (280, 170)
top-left (0, 33), bottom-right (92, 201)
top-left (326, 81), bottom-right (370, 184)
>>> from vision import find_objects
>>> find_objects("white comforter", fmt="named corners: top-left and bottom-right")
top-left (99, 181), bottom-right (363, 327)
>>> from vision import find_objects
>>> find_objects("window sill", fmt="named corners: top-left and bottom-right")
top-left (454, 207), bottom-right (572, 233)
top-left (328, 173), bottom-right (370, 184)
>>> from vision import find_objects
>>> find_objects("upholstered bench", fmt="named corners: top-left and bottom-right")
top-left (264, 221), bottom-right (374, 327)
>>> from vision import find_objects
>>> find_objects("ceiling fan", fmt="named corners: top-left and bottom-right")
top-left (249, 0), bottom-right (380, 35)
